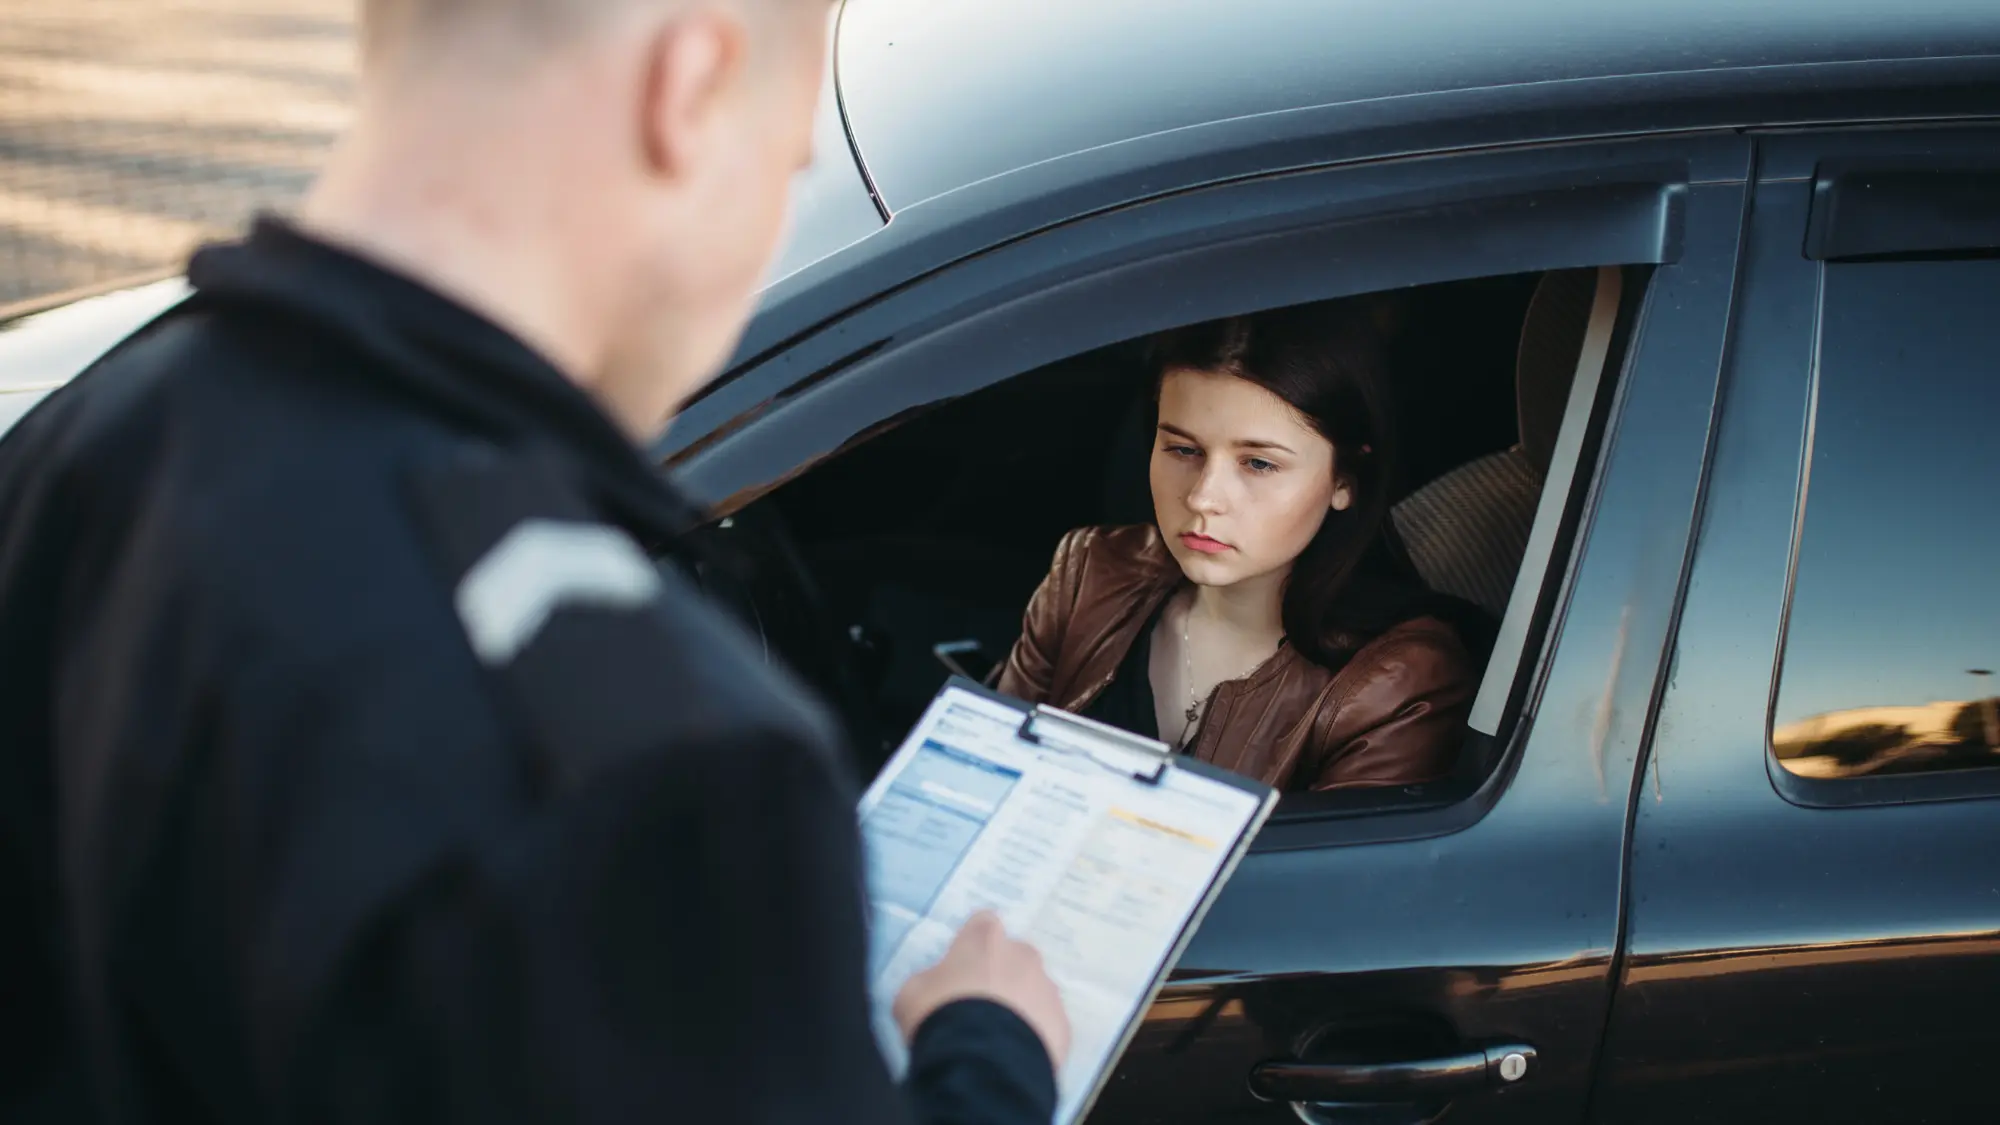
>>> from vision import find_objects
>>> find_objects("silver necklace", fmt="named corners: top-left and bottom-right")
top-left (1180, 601), bottom-right (1202, 745)
top-left (1178, 599), bottom-right (1282, 749)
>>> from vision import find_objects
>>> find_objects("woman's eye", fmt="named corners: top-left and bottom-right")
top-left (1165, 444), bottom-right (1201, 459)
top-left (1244, 457), bottom-right (1279, 474)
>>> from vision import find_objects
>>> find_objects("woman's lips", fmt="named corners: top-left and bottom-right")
top-left (1179, 533), bottom-right (1231, 555)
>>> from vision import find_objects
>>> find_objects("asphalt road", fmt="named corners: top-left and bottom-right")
top-left (0, 0), bottom-right (354, 309)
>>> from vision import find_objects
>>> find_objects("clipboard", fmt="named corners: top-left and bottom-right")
top-left (859, 677), bottom-right (1278, 1125)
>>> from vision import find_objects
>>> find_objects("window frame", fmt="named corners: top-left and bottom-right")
top-left (1760, 125), bottom-right (2000, 810)
top-left (668, 133), bottom-right (1747, 847)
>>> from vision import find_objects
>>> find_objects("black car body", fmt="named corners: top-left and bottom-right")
top-left (6, 1), bottom-right (2000, 1121)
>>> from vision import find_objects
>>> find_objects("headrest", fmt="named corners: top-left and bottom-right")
top-left (1389, 447), bottom-right (1539, 618)
top-left (1514, 268), bottom-right (1600, 478)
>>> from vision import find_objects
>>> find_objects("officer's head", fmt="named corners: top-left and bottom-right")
top-left (316, 0), bottom-right (831, 436)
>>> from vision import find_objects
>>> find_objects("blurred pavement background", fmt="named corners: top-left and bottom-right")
top-left (0, 0), bottom-right (354, 309)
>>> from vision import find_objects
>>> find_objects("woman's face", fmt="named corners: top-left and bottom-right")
top-left (1150, 367), bottom-right (1351, 590)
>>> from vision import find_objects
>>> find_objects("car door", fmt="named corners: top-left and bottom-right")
top-left (669, 134), bottom-right (1751, 1125)
top-left (1078, 167), bottom-right (1747, 1125)
top-left (1591, 125), bottom-right (2000, 1124)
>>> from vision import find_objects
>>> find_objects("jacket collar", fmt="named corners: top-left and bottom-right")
top-left (1059, 526), bottom-right (1314, 713)
top-left (1061, 528), bottom-right (1329, 777)
top-left (184, 216), bottom-right (704, 549)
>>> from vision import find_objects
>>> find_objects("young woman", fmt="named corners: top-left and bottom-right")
top-left (995, 301), bottom-right (1479, 792)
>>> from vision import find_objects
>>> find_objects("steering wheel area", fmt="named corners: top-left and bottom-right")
top-left (677, 503), bottom-right (887, 774)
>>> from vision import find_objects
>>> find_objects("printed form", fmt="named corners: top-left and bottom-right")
top-left (860, 686), bottom-right (1269, 1125)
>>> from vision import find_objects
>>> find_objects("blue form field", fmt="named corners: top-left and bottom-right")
top-left (863, 740), bottom-right (1022, 976)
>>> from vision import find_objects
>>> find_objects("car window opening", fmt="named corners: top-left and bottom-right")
top-left (697, 267), bottom-right (1644, 814)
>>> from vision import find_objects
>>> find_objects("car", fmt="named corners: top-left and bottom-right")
top-left (5, 1), bottom-right (2000, 1122)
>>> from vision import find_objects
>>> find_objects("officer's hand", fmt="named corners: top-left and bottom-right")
top-left (892, 910), bottom-right (1072, 1071)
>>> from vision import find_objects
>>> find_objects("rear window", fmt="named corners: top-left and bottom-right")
top-left (1773, 258), bottom-right (2000, 781)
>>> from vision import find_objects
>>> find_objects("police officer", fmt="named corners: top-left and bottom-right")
top-left (0, 1), bottom-right (1069, 1123)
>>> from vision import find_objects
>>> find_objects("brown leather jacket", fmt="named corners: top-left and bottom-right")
top-left (995, 526), bottom-right (1476, 792)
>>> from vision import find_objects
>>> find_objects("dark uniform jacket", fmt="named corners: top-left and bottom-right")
top-left (0, 220), bottom-right (1055, 1125)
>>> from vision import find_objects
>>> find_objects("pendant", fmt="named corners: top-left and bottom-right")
top-left (1185, 702), bottom-right (1201, 726)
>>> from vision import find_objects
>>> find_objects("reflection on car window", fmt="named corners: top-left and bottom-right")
top-left (1774, 259), bottom-right (2000, 781)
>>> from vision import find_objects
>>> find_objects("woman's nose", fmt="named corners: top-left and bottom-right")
top-left (1186, 463), bottom-right (1230, 514)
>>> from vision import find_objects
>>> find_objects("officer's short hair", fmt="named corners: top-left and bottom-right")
top-left (361, 0), bottom-right (620, 59)
top-left (361, 0), bottom-right (792, 61)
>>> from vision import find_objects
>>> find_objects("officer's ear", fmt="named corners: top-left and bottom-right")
top-left (637, 7), bottom-right (752, 184)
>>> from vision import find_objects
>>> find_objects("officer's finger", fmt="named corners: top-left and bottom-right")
top-left (959, 910), bottom-right (1004, 947)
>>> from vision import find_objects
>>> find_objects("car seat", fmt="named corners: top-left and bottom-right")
top-left (1387, 268), bottom-right (1611, 618)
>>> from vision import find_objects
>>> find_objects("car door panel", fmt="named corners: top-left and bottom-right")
top-left (1084, 177), bottom-right (1750, 1125)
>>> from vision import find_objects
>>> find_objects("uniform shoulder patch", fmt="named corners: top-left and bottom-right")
top-left (455, 519), bottom-right (661, 666)
top-left (405, 441), bottom-right (833, 793)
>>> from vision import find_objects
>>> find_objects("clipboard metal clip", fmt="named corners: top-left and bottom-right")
top-left (1017, 705), bottom-right (1172, 786)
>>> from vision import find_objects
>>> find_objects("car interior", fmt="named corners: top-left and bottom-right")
top-left (683, 266), bottom-right (1636, 805)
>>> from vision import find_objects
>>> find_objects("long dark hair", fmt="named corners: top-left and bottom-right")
top-left (1147, 299), bottom-right (1408, 668)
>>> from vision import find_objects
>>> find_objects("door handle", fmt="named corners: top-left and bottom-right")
top-left (1249, 1043), bottom-right (1536, 1105)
